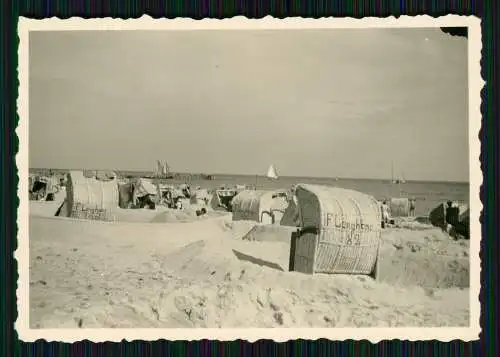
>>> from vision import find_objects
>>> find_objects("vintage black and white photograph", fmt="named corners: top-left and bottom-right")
top-left (17, 16), bottom-right (481, 341)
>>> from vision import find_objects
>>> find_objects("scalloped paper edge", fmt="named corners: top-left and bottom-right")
top-left (15, 15), bottom-right (483, 343)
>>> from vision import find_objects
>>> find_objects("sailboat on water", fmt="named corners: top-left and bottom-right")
top-left (254, 164), bottom-right (278, 189)
top-left (162, 161), bottom-right (171, 178)
top-left (266, 164), bottom-right (279, 180)
top-left (154, 160), bottom-right (163, 178)
top-left (399, 172), bottom-right (406, 184)
top-left (391, 161), bottom-right (406, 184)
top-left (154, 160), bottom-right (173, 179)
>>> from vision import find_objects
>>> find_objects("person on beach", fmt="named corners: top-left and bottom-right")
top-left (409, 198), bottom-right (416, 217)
top-left (445, 200), bottom-right (459, 226)
top-left (162, 190), bottom-right (172, 208)
top-left (180, 183), bottom-right (191, 198)
top-left (146, 195), bottom-right (156, 210)
top-left (381, 201), bottom-right (391, 227)
top-left (175, 197), bottom-right (183, 210)
top-left (444, 200), bottom-right (459, 239)
top-left (196, 208), bottom-right (207, 217)
top-left (290, 185), bottom-right (302, 227)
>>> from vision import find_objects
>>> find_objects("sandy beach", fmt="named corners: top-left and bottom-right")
top-left (29, 200), bottom-right (469, 329)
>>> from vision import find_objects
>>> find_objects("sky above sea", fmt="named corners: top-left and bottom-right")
top-left (29, 28), bottom-right (469, 182)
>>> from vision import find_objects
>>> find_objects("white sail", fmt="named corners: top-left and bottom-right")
top-left (266, 164), bottom-right (278, 180)
top-left (155, 160), bottom-right (163, 177)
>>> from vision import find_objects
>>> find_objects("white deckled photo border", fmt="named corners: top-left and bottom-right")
top-left (15, 15), bottom-right (483, 343)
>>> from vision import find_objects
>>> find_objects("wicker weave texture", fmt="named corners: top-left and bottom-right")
top-left (390, 197), bottom-right (410, 217)
top-left (292, 184), bottom-right (381, 276)
top-left (66, 171), bottom-right (119, 220)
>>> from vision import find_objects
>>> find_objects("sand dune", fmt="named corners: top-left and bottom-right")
top-left (28, 202), bottom-right (469, 328)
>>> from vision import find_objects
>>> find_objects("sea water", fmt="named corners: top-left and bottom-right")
top-left (166, 174), bottom-right (469, 217)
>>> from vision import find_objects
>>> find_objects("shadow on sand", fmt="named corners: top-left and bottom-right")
top-left (232, 249), bottom-right (284, 271)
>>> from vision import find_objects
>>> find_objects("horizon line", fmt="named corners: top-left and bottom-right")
top-left (28, 167), bottom-right (469, 185)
